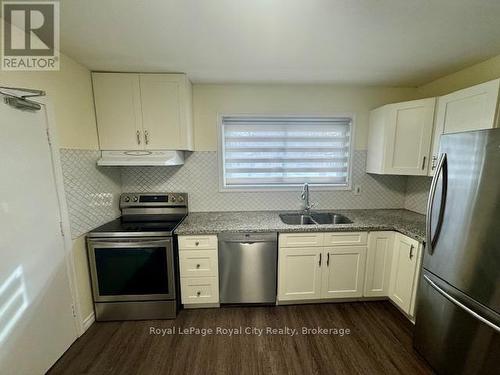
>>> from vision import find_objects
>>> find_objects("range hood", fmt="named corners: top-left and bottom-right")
top-left (97, 150), bottom-right (184, 166)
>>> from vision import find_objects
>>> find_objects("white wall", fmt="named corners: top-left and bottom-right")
top-left (0, 54), bottom-right (99, 149)
top-left (0, 53), bottom-right (98, 324)
top-left (417, 54), bottom-right (500, 97)
top-left (193, 84), bottom-right (418, 151)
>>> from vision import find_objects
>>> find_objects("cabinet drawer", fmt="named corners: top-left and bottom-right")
top-left (178, 235), bottom-right (217, 250)
top-left (279, 233), bottom-right (323, 248)
top-left (324, 232), bottom-right (367, 246)
top-left (179, 250), bottom-right (218, 277)
top-left (181, 277), bottom-right (219, 304)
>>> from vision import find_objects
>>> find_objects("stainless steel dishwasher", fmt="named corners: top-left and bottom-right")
top-left (218, 232), bottom-right (277, 304)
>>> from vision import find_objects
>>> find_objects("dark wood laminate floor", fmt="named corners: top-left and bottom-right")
top-left (48, 302), bottom-right (433, 375)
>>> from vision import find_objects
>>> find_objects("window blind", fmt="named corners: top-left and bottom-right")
top-left (220, 116), bottom-right (352, 188)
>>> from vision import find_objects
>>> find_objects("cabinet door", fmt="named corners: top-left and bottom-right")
top-left (364, 232), bottom-right (394, 297)
top-left (384, 98), bottom-right (435, 175)
top-left (92, 73), bottom-right (142, 150)
top-left (321, 246), bottom-right (366, 299)
top-left (278, 247), bottom-right (322, 301)
top-left (389, 234), bottom-right (419, 314)
top-left (140, 74), bottom-right (184, 150)
top-left (428, 79), bottom-right (500, 175)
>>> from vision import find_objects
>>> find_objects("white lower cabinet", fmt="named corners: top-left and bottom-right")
top-left (363, 231), bottom-right (395, 297)
top-left (322, 246), bottom-right (366, 298)
top-left (278, 232), bottom-right (368, 302)
top-left (388, 233), bottom-right (422, 316)
top-left (278, 231), bottom-right (423, 321)
top-left (278, 247), bottom-right (322, 300)
top-left (178, 235), bottom-right (219, 306)
top-left (180, 277), bottom-right (219, 304)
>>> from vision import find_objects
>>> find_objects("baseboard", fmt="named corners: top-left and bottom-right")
top-left (183, 303), bottom-right (220, 309)
top-left (81, 312), bottom-right (95, 334)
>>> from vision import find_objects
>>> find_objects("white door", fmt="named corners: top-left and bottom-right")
top-left (278, 248), bottom-right (322, 301)
top-left (321, 246), bottom-right (366, 298)
top-left (389, 234), bottom-right (419, 314)
top-left (428, 79), bottom-right (500, 175)
top-left (364, 232), bottom-right (394, 297)
top-left (0, 99), bottom-right (78, 374)
top-left (92, 73), bottom-right (143, 150)
top-left (385, 98), bottom-right (435, 175)
top-left (139, 74), bottom-right (182, 150)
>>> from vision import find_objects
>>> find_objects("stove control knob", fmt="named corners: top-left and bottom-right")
top-left (170, 196), bottom-right (176, 202)
top-left (132, 196), bottom-right (139, 202)
top-left (178, 196), bottom-right (184, 202)
top-left (124, 196), bottom-right (130, 202)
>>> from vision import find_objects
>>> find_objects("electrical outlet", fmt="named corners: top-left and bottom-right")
top-left (354, 185), bottom-right (362, 195)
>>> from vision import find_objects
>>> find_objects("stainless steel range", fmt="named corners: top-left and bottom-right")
top-left (87, 192), bottom-right (188, 321)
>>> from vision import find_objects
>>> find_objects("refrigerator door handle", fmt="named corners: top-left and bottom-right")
top-left (423, 274), bottom-right (500, 333)
top-left (426, 153), bottom-right (448, 255)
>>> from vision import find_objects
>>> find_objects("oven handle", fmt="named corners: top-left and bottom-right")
top-left (88, 239), bottom-right (171, 248)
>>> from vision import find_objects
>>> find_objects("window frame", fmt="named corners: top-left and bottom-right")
top-left (217, 113), bottom-right (356, 192)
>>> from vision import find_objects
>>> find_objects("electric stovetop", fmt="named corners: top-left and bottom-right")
top-left (87, 217), bottom-right (183, 238)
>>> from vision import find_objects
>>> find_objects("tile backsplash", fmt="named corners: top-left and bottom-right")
top-left (60, 149), bottom-right (431, 238)
top-left (121, 151), bottom-right (408, 212)
top-left (60, 149), bottom-right (121, 239)
top-left (404, 176), bottom-right (432, 215)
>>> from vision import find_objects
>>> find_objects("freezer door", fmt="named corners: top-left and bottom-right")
top-left (414, 271), bottom-right (500, 375)
top-left (424, 129), bottom-right (500, 313)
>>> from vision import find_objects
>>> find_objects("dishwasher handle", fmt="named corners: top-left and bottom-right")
top-left (218, 232), bottom-right (277, 243)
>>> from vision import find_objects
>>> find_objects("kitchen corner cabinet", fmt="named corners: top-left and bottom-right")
top-left (92, 72), bottom-right (193, 151)
top-left (428, 79), bottom-right (500, 176)
top-left (363, 231), bottom-right (394, 297)
top-left (278, 232), bottom-right (367, 301)
top-left (366, 98), bottom-right (435, 176)
top-left (389, 233), bottom-right (422, 316)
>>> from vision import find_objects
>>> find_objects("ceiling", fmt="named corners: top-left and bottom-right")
top-left (60, 0), bottom-right (500, 86)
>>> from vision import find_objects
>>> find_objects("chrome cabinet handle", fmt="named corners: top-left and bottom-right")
top-left (421, 156), bottom-right (427, 170)
top-left (195, 241), bottom-right (200, 246)
top-left (319, 253), bottom-right (322, 266)
top-left (327, 253), bottom-right (330, 266)
top-left (196, 264), bottom-right (200, 269)
top-left (409, 244), bottom-right (414, 260)
top-left (144, 130), bottom-right (149, 145)
top-left (196, 291), bottom-right (201, 296)
top-left (136, 130), bottom-right (141, 145)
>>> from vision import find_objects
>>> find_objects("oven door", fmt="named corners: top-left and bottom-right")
top-left (87, 238), bottom-right (175, 302)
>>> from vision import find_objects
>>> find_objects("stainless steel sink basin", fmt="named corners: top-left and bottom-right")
top-left (279, 213), bottom-right (317, 225)
top-left (313, 213), bottom-right (353, 224)
top-left (279, 212), bottom-right (353, 225)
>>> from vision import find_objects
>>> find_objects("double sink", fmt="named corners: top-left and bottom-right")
top-left (279, 212), bottom-right (352, 225)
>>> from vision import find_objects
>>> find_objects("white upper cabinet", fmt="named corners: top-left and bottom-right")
top-left (428, 79), bottom-right (500, 175)
top-left (92, 73), bottom-right (143, 150)
top-left (366, 98), bottom-right (436, 176)
top-left (92, 72), bottom-right (193, 151)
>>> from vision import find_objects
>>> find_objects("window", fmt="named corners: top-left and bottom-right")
top-left (219, 115), bottom-right (353, 190)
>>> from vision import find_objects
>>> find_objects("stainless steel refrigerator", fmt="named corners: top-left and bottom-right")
top-left (414, 128), bottom-right (500, 374)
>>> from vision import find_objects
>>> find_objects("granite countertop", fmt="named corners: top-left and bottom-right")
top-left (175, 209), bottom-right (426, 242)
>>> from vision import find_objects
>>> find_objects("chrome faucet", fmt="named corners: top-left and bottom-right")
top-left (300, 183), bottom-right (314, 214)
